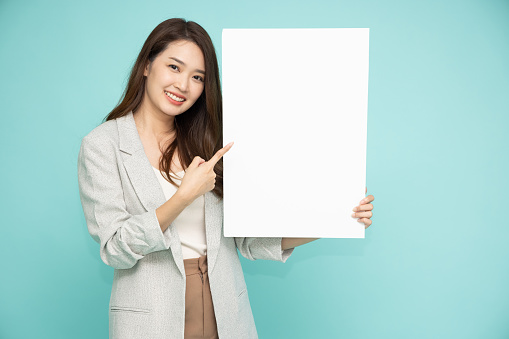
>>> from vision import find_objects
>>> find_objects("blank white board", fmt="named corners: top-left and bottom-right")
top-left (222, 28), bottom-right (369, 238)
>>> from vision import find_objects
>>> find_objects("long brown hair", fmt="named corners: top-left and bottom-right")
top-left (104, 18), bottom-right (224, 199)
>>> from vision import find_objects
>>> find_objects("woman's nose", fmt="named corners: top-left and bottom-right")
top-left (174, 75), bottom-right (189, 92)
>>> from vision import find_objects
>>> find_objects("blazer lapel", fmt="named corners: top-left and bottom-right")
top-left (116, 111), bottom-right (223, 277)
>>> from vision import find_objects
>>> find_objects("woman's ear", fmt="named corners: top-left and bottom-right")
top-left (143, 61), bottom-right (151, 77)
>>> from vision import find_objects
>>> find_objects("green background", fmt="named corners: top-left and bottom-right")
top-left (1, 0), bottom-right (508, 338)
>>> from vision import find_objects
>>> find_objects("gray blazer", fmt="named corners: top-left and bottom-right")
top-left (77, 111), bottom-right (294, 339)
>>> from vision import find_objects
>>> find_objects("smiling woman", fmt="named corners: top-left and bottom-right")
top-left (77, 18), bottom-right (296, 339)
top-left (105, 18), bottom-right (223, 194)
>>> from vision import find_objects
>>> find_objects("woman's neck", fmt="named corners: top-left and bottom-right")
top-left (133, 108), bottom-right (176, 145)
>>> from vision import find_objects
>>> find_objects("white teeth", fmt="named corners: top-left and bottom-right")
top-left (165, 91), bottom-right (185, 102)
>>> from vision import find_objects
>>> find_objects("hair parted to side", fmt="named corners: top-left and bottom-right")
top-left (104, 18), bottom-right (224, 199)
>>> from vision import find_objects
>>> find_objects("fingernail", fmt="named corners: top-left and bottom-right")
top-left (351, 213), bottom-right (355, 217)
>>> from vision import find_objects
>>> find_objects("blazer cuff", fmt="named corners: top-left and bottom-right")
top-left (98, 209), bottom-right (170, 269)
top-left (276, 237), bottom-right (295, 263)
top-left (144, 209), bottom-right (171, 252)
top-left (235, 236), bottom-right (295, 262)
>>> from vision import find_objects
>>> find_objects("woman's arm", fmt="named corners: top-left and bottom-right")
top-left (155, 191), bottom-right (193, 233)
top-left (78, 136), bottom-right (172, 269)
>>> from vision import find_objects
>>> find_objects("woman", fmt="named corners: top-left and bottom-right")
top-left (77, 18), bottom-right (375, 339)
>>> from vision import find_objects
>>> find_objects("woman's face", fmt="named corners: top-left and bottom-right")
top-left (143, 40), bottom-right (205, 118)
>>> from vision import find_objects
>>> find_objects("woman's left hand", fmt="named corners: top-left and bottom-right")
top-left (351, 187), bottom-right (375, 229)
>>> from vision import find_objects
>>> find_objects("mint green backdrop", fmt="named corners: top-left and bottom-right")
top-left (1, 0), bottom-right (508, 338)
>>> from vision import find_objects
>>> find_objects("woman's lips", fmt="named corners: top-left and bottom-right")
top-left (164, 91), bottom-right (186, 105)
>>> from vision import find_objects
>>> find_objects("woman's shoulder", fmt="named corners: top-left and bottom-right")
top-left (81, 117), bottom-right (120, 148)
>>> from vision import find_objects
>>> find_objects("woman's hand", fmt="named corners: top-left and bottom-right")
top-left (351, 187), bottom-right (375, 229)
top-left (177, 142), bottom-right (234, 204)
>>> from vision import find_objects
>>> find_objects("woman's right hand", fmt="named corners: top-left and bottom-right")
top-left (176, 142), bottom-right (234, 204)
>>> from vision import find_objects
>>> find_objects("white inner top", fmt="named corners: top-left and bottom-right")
top-left (152, 166), bottom-right (207, 259)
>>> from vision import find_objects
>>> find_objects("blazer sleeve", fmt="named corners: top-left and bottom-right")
top-left (77, 136), bottom-right (170, 269)
top-left (234, 237), bottom-right (295, 263)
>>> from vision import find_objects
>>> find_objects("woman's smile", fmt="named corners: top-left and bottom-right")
top-left (164, 90), bottom-right (186, 105)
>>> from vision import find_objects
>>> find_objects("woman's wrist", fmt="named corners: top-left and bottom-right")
top-left (174, 189), bottom-right (194, 207)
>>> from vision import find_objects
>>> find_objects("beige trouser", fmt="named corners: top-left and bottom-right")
top-left (184, 255), bottom-right (219, 339)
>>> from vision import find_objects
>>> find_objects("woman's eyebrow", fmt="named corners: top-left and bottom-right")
top-left (169, 57), bottom-right (205, 74)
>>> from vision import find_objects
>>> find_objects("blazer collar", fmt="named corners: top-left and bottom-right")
top-left (116, 111), bottom-right (223, 276)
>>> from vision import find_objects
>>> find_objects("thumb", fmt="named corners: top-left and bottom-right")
top-left (189, 156), bottom-right (205, 168)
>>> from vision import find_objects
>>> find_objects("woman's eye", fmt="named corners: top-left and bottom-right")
top-left (169, 64), bottom-right (179, 71)
top-left (193, 75), bottom-right (204, 82)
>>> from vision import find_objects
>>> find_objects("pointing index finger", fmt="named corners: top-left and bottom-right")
top-left (207, 142), bottom-right (234, 167)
